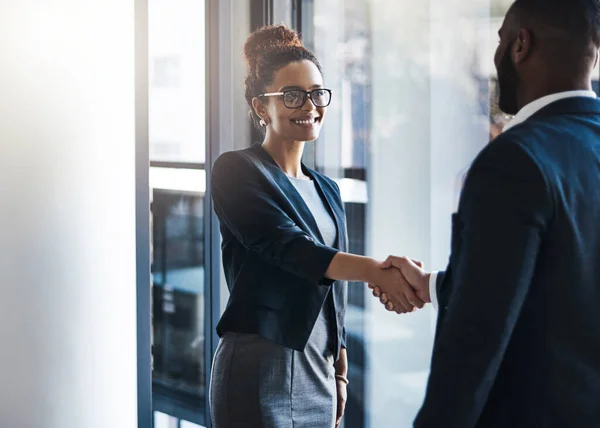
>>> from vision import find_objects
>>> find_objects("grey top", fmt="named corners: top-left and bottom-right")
top-left (288, 176), bottom-right (337, 247)
top-left (289, 174), bottom-right (338, 353)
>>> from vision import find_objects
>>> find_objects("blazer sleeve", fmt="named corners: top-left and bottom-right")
top-left (414, 137), bottom-right (552, 428)
top-left (211, 151), bottom-right (339, 285)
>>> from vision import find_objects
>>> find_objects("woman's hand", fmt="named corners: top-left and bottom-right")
top-left (334, 347), bottom-right (348, 427)
top-left (369, 257), bottom-right (430, 313)
top-left (335, 377), bottom-right (347, 427)
top-left (370, 263), bottom-right (425, 313)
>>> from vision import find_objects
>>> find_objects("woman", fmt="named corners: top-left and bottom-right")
top-left (209, 25), bottom-right (424, 428)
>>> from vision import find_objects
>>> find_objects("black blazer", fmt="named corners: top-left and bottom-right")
top-left (415, 97), bottom-right (600, 428)
top-left (211, 143), bottom-right (348, 359)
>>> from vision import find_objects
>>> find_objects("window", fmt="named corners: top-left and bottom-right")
top-left (154, 411), bottom-right (206, 428)
top-left (149, 0), bottom-right (207, 424)
top-left (149, 0), bottom-right (206, 164)
top-left (148, 0), bottom-right (255, 425)
top-left (151, 189), bottom-right (206, 424)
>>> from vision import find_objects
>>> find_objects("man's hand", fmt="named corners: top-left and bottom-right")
top-left (369, 256), bottom-right (431, 311)
top-left (370, 263), bottom-right (426, 314)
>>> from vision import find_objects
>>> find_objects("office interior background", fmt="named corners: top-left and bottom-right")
top-left (2, 0), bottom-right (599, 427)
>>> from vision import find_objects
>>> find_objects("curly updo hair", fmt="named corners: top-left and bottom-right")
top-left (244, 25), bottom-right (323, 132)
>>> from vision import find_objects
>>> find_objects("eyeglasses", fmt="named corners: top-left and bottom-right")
top-left (259, 88), bottom-right (332, 109)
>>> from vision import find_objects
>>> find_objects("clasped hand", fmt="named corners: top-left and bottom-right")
top-left (368, 256), bottom-right (431, 314)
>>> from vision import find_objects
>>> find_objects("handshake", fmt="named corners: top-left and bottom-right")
top-left (367, 256), bottom-right (431, 314)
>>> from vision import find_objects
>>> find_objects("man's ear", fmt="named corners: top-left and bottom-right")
top-left (513, 28), bottom-right (532, 64)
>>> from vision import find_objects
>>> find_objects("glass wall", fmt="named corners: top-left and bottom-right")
top-left (149, 0), bottom-right (207, 425)
top-left (149, 0), bottom-right (206, 164)
top-left (299, 0), bottom-right (599, 427)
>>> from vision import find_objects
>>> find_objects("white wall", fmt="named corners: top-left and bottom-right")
top-left (0, 1), bottom-right (138, 427)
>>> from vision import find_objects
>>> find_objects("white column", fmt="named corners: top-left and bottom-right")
top-left (314, 0), bottom-right (345, 176)
top-left (367, 1), bottom-right (434, 426)
top-left (429, 0), bottom-right (491, 274)
top-left (366, 0), bottom-right (492, 426)
top-left (0, 1), bottom-right (138, 427)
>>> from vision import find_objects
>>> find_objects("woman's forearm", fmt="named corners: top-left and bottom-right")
top-left (325, 252), bottom-right (383, 284)
top-left (334, 347), bottom-right (348, 376)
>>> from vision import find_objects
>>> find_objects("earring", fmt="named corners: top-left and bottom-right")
top-left (259, 118), bottom-right (267, 127)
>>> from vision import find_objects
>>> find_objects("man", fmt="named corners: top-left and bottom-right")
top-left (373, 0), bottom-right (600, 426)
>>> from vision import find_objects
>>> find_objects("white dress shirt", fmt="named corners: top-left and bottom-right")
top-left (428, 90), bottom-right (597, 310)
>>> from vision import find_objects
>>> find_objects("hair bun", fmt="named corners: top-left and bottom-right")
top-left (244, 25), bottom-right (305, 70)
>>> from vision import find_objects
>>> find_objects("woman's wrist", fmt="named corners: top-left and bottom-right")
top-left (326, 253), bottom-right (383, 284)
top-left (357, 257), bottom-right (382, 284)
top-left (334, 347), bottom-right (348, 377)
top-left (364, 258), bottom-right (385, 285)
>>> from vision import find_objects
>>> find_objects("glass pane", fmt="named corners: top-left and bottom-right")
top-left (154, 412), bottom-right (180, 428)
top-left (149, 0), bottom-right (205, 163)
top-left (301, 0), bottom-right (589, 427)
top-left (149, 0), bottom-right (207, 423)
top-left (151, 185), bottom-right (206, 424)
top-left (181, 421), bottom-right (207, 428)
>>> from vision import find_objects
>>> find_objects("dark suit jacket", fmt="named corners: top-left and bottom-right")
top-left (211, 143), bottom-right (348, 359)
top-left (415, 97), bottom-right (600, 428)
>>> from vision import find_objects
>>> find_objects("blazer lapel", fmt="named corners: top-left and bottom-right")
top-left (251, 144), bottom-right (326, 244)
top-left (308, 170), bottom-right (347, 252)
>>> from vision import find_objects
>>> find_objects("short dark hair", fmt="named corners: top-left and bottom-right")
top-left (243, 25), bottom-right (323, 132)
top-left (513, 0), bottom-right (600, 48)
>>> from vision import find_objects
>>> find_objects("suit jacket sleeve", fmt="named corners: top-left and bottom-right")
top-left (414, 137), bottom-right (552, 427)
top-left (436, 270), bottom-right (445, 298)
top-left (435, 271), bottom-right (444, 291)
top-left (211, 151), bottom-right (339, 285)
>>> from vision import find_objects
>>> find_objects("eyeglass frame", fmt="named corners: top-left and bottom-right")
top-left (258, 88), bottom-right (333, 109)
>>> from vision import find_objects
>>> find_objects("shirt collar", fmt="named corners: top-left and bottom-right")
top-left (502, 90), bottom-right (597, 132)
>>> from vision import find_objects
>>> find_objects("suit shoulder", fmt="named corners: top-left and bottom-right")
top-left (474, 130), bottom-right (543, 173)
top-left (466, 132), bottom-right (552, 210)
top-left (213, 148), bottom-right (257, 175)
top-left (213, 147), bottom-right (256, 165)
top-left (498, 119), bottom-right (563, 159)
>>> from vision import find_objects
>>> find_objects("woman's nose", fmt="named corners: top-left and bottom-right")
top-left (302, 95), bottom-right (317, 111)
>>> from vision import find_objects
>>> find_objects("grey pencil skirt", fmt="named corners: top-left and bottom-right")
top-left (209, 308), bottom-right (337, 428)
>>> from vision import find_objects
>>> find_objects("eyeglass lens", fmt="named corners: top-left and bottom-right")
top-left (283, 89), bottom-right (331, 108)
